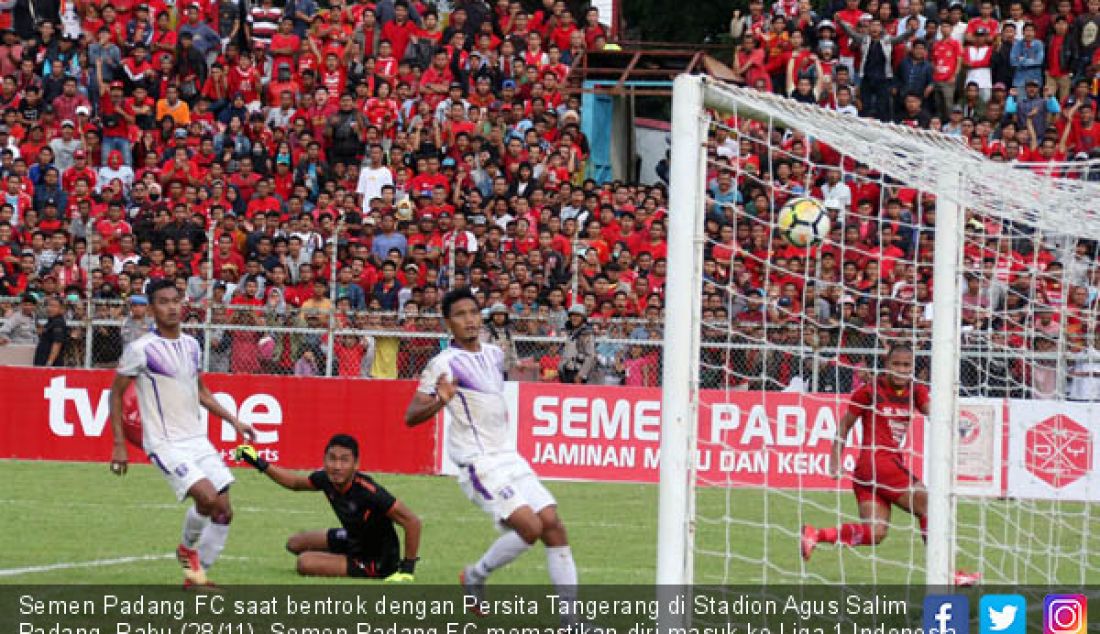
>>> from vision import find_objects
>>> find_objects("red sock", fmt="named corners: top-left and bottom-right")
top-left (817, 523), bottom-right (871, 546)
top-left (920, 516), bottom-right (928, 543)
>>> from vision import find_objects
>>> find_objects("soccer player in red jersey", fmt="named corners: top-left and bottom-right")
top-left (800, 344), bottom-right (979, 585)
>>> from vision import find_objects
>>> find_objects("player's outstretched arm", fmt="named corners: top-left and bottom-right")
top-left (233, 445), bottom-right (313, 490)
top-left (107, 373), bottom-right (135, 476)
top-left (384, 500), bottom-right (422, 583)
top-left (199, 376), bottom-right (255, 442)
top-left (404, 374), bottom-right (456, 427)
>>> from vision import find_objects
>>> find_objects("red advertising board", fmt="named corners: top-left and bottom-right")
top-left (517, 383), bottom-right (926, 489)
top-left (0, 367), bottom-right (437, 474)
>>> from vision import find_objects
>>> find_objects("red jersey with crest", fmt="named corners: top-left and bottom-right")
top-left (847, 377), bottom-right (929, 461)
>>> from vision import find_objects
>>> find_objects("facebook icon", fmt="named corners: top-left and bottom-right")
top-left (924, 595), bottom-right (970, 634)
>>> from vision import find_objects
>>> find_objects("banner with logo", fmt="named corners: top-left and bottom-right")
top-left (0, 367), bottom-right (437, 474)
top-left (953, 399), bottom-right (1006, 498)
top-left (7, 367), bottom-right (1093, 501)
top-left (441, 384), bottom-right (1013, 495)
top-left (515, 383), bottom-right (909, 489)
top-left (1006, 400), bottom-right (1099, 501)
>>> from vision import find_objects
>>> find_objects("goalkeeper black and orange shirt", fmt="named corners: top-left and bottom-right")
top-left (308, 470), bottom-right (400, 562)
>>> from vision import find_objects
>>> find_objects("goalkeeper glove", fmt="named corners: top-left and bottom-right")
top-left (234, 444), bottom-right (269, 472)
top-left (384, 558), bottom-right (418, 583)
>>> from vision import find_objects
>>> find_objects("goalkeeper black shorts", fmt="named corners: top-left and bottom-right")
top-left (326, 528), bottom-right (399, 578)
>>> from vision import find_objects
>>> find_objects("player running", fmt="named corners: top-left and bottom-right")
top-left (800, 344), bottom-right (979, 585)
top-left (405, 288), bottom-right (580, 611)
top-left (233, 434), bottom-right (422, 581)
top-left (107, 279), bottom-right (255, 588)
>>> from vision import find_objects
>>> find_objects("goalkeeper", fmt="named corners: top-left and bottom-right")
top-left (235, 434), bottom-right (421, 581)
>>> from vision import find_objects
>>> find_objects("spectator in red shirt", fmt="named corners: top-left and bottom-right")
top-left (381, 2), bottom-right (418, 61)
top-left (94, 202), bottom-right (133, 256)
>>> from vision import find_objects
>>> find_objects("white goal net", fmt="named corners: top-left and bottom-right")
top-left (657, 75), bottom-right (1100, 587)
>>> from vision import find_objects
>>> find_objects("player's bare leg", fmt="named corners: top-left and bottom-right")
top-left (893, 486), bottom-right (928, 542)
top-left (802, 499), bottom-right (890, 561)
top-left (177, 479), bottom-right (233, 587)
top-left (286, 531), bottom-right (331, 554)
top-left (894, 487), bottom-right (980, 585)
top-left (294, 552), bottom-right (350, 577)
top-left (461, 506), bottom-right (541, 614)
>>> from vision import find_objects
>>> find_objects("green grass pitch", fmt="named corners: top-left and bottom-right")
top-left (0, 460), bottom-right (1095, 585)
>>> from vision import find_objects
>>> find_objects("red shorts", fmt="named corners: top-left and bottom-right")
top-left (851, 454), bottom-right (920, 506)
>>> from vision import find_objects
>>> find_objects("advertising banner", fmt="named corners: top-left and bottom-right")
top-left (7, 367), bottom-right (1094, 501)
top-left (0, 367), bottom-right (436, 474)
top-left (516, 384), bottom-right (890, 489)
top-left (1005, 400), bottom-right (1099, 501)
top-left (953, 399), bottom-right (1006, 497)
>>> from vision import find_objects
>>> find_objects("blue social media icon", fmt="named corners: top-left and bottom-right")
top-left (925, 595), bottom-right (970, 634)
top-left (980, 595), bottom-right (1027, 634)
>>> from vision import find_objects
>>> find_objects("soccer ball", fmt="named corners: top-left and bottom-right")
top-left (777, 197), bottom-right (831, 247)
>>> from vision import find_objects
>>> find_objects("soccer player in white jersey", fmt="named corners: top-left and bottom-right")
top-left (107, 279), bottom-right (256, 587)
top-left (406, 288), bottom-right (579, 609)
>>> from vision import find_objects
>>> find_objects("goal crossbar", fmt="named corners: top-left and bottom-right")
top-left (697, 77), bottom-right (1100, 237)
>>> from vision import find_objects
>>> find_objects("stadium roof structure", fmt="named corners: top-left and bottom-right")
top-left (566, 46), bottom-right (728, 96)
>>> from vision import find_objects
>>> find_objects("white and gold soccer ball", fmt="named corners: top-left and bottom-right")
top-left (777, 196), bottom-right (831, 247)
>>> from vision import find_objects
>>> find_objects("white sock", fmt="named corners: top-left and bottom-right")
top-left (197, 521), bottom-right (230, 569)
top-left (181, 507), bottom-right (208, 549)
top-left (470, 531), bottom-right (531, 581)
top-left (548, 546), bottom-right (580, 625)
top-left (546, 545), bottom-right (578, 597)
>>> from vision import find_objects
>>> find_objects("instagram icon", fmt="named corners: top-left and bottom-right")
top-left (1044, 595), bottom-right (1087, 634)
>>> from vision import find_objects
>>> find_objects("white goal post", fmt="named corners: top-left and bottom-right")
top-left (657, 73), bottom-right (1100, 587)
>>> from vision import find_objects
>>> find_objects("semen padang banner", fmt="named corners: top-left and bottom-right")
top-left (439, 382), bottom-right (897, 491)
top-left (443, 383), bottom-right (1095, 500)
top-left (514, 383), bottom-right (903, 491)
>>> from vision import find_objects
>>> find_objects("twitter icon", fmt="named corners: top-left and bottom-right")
top-left (981, 595), bottom-right (1027, 634)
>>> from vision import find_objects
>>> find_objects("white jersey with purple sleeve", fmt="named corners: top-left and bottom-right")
top-left (117, 332), bottom-right (206, 448)
top-left (418, 343), bottom-right (510, 466)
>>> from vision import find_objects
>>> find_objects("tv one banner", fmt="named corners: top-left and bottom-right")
top-left (0, 367), bottom-right (435, 474)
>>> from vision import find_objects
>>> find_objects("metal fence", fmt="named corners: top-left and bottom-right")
top-left (3, 296), bottom-right (1094, 399)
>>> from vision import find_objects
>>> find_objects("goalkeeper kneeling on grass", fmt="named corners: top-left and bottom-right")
top-left (235, 434), bottom-right (421, 581)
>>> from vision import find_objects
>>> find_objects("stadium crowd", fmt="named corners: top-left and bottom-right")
top-left (0, 0), bottom-right (1099, 398)
top-left (727, 0), bottom-right (1100, 155)
top-left (718, 0), bottom-right (1100, 399)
